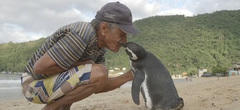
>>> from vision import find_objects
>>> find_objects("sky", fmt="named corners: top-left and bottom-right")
top-left (0, 0), bottom-right (240, 44)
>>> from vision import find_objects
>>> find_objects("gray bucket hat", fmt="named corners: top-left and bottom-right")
top-left (95, 1), bottom-right (138, 34)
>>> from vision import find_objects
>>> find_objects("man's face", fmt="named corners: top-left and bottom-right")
top-left (99, 23), bottom-right (127, 52)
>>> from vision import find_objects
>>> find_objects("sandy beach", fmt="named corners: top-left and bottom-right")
top-left (0, 76), bottom-right (240, 110)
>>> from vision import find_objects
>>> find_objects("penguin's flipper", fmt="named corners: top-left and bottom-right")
top-left (132, 69), bottom-right (145, 105)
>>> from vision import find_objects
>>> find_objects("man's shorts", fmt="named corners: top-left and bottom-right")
top-left (21, 64), bottom-right (92, 104)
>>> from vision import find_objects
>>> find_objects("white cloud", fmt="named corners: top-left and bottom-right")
top-left (183, 0), bottom-right (240, 14)
top-left (0, 0), bottom-right (101, 43)
top-left (119, 0), bottom-right (161, 19)
top-left (0, 23), bottom-right (43, 43)
top-left (158, 9), bottom-right (194, 17)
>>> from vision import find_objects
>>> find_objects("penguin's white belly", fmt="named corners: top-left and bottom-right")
top-left (130, 61), bottom-right (136, 72)
top-left (141, 72), bottom-right (152, 109)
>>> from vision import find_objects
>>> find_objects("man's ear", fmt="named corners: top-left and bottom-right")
top-left (99, 22), bottom-right (110, 35)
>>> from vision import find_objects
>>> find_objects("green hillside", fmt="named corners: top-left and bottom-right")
top-left (0, 10), bottom-right (240, 75)
top-left (0, 38), bottom-right (45, 72)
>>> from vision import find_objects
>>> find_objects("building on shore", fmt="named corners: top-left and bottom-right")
top-left (228, 63), bottom-right (240, 76)
top-left (198, 69), bottom-right (207, 77)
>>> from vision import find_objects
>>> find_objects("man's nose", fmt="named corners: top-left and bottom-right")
top-left (120, 36), bottom-right (127, 43)
top-left (119, 39), bottom-right (126, 44)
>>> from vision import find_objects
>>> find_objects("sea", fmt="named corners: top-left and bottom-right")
top-left (0, 74), bottom-right (23, 100)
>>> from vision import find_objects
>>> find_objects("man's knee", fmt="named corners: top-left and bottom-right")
top-left (89, 64), bottom-right (108, 93)
top-left (90, 64), bottom-right (108, 83)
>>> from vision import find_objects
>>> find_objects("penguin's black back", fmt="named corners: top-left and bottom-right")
top-left (139, 51), bottom-right (181, 109)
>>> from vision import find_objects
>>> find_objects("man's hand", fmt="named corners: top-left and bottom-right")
top-left (124, 70), bottom-right (134, 81)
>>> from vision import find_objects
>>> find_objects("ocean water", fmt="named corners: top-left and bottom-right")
top-left (0, 74), bottom-right (23, 100)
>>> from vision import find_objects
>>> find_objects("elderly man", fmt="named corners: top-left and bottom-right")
top-left (21, 2), bottom-right (137, 110)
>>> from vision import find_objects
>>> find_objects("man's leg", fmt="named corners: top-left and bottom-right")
top-left (42, 64), bottom-right (133, 110)
top-left (42, 64), bottom-right (107, 110)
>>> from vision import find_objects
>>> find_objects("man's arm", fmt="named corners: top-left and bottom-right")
top-left (33, 53), bottom-right (94, 76)
top-left (96, 70), bottom-right (134, 93)
top-left (33, 53), bottom-right (63, 76)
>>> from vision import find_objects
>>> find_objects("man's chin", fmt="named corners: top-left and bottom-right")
top-left (111, 49), bottom-right (119, 53)
top-left (110, 47), bottom-right (120, 53)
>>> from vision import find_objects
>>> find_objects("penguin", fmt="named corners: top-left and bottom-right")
top-left (122, 42), bottom-right (184, 110)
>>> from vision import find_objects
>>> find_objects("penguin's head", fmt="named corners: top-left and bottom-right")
top-left (122, 42), bottom-right (147, 61)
